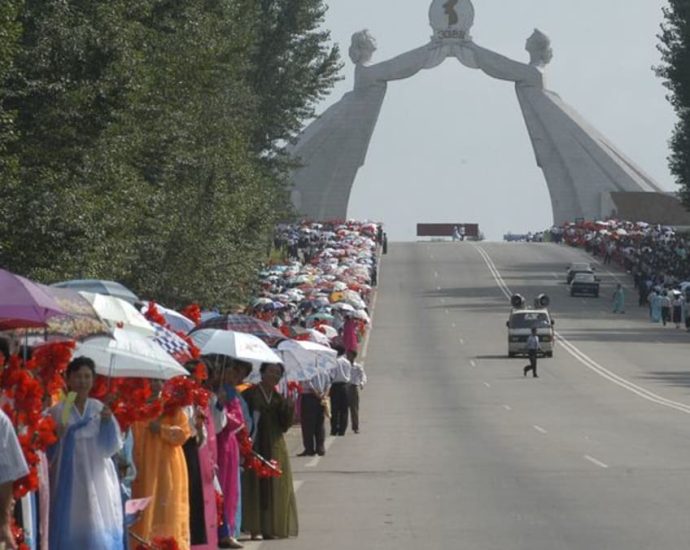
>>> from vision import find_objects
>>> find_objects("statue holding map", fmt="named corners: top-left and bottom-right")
top-left (289, 32), bottom-right (448, 220)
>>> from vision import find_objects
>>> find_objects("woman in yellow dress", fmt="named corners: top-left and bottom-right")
top-left (130, 379), bottom-right (192, 549)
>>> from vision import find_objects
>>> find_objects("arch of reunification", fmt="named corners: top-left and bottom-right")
top-left (288, 0), bottom-right (665, 225)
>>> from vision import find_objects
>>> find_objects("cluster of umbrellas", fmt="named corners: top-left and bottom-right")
top-left (1, 219), bottom-right (382, 385)
top-left (249, 221), bottom-right (380, 337)
top-left (0, 269), bottom-right (339, 383)
top-left (564, 220), bottom-right (674, 241)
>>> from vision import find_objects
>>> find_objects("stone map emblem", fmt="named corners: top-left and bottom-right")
top-left (429, 0), bottom-right (475, 38)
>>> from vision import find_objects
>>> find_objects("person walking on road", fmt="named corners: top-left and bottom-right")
top-left (523, 327), bottom-right (540, 378)
top-left (612, 284), bottom-right (625, 314)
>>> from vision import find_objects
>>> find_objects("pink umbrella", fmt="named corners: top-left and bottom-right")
top-left (0, 268), bottom-right (68, 330)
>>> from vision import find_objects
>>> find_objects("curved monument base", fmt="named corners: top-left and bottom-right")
top-left (602, 192), bottom-right (690, 226)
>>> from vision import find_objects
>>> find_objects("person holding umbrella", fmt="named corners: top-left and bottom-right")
top-left (47, 356), bottom-right (125, 550)
top-left (242, 364), bottom-right (298, 540)
top-left (130, 378), bottom-right (192, 549)
top-left (215, 357), bottom-right (252, 549)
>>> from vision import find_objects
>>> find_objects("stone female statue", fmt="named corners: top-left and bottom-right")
top-left (458, 30), bottom-right (662, 223)
top-left (289, 31), bottom-right (446, 220)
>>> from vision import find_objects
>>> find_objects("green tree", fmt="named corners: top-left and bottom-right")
top-left (0, 0), bottom-right (23, 256)
top-left (1, 0), bottom-right (137, 280)
top-left (247, 0), bottom-right (342, 159)
top-left (0, 0), bottom-right (341, 308)
top-left (656, 0), bottom-right (690, 208)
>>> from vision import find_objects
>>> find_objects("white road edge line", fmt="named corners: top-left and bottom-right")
top-left (473, 245), bottom-right (690, 416)
top-left (584, 455), bottom-right (609, 469)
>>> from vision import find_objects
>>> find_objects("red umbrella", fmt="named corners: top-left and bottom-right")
top-left (0, 268), bottom-right (68, 330)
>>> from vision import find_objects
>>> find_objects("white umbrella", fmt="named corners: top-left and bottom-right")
top-left (189, 329), bottom-right (282, 365)
top-left (81, 292), bottom-right (155, 337)
top-left (276, 339), bottom-right (337, 382)
top-left (304, 329), bottom-right (331, 345)
top-left (315, 325), bottom-right (338, 340)
top-left (353, 309), bottom-right (371, 323)
top-left (141, 302), bottom-right (195, 334)
top-left (331, 302), bottom-right (355, 313)
top-left (75, 329), bottom-right (188, 379)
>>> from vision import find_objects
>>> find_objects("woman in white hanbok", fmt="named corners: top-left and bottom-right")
top-left (47, 356), bottom-right (124, 550)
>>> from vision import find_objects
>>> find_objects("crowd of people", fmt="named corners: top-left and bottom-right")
top-left (555, 219), bottom-right (690, 328)
top-left (0, 220), bottom-right (383, 550)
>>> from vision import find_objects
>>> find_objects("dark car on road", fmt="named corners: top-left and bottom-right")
top-left (566, 262), bottom-right (595, 285)
top-left (570, 272), bottom-right (600, 297)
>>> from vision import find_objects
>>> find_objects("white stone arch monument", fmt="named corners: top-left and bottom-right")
top-left (289, 0), bottom-right (663, 224)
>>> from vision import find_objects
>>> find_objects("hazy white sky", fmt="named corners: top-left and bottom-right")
top-left (313, 1), bottom-right (676, 241)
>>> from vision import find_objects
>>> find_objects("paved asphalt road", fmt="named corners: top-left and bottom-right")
top-left (247, 242), bottom-right (690, 550)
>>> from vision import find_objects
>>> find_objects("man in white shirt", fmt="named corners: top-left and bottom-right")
top-left (298, 370), bottom-right (331, 457)
top-left (330, 348), bottom-right (351, 436)
top-left (346, 351), bottom-right (367, 434)
top-left (523, 327), bottom-right (541, 378)
top-left (1, 409), bottom-right (29, 550)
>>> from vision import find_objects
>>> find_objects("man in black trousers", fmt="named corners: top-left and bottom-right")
top-left (523, 327), bottom-right (541, 378)
top-left (297, 370), bottom-right (331, 457)
top-left (330, 346), bottom-right (352, 436)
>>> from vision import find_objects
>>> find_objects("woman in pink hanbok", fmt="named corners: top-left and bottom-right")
top-left (215, 359), bottom-right (251, 549)
top-left (184, 394), bottom-right (219, 550)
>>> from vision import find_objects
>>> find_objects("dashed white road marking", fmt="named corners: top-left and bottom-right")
top-left (451, 322), bottom-right (456, 328)
top-left (502, 404), bottom-right (512, 411)
top-left (533, 425), bottom-right (548, 435)
top-left (434, 271), bottom-right (439, 278)
top-left (445, 309), bottom-right (449, 315)
top-left (584, 455), bottom-right (609, 469)
top-left (483, 382), bottom-right (491, 388)
top-left (437, 286), bottom-right (442, 291)
top-left (470, 360), bottom-right (476, 367)
top-left (459, 338), bottom-right (465, 345)
top-left (474, 244), bottom-right (690, 417)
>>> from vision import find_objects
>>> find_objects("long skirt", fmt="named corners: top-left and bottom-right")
top-left (183, 439), bottom-right (207, 546)
top-left (672, 305), bottom-right (683, 324)
top-left (241, 436), bottom-right (298, 538)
